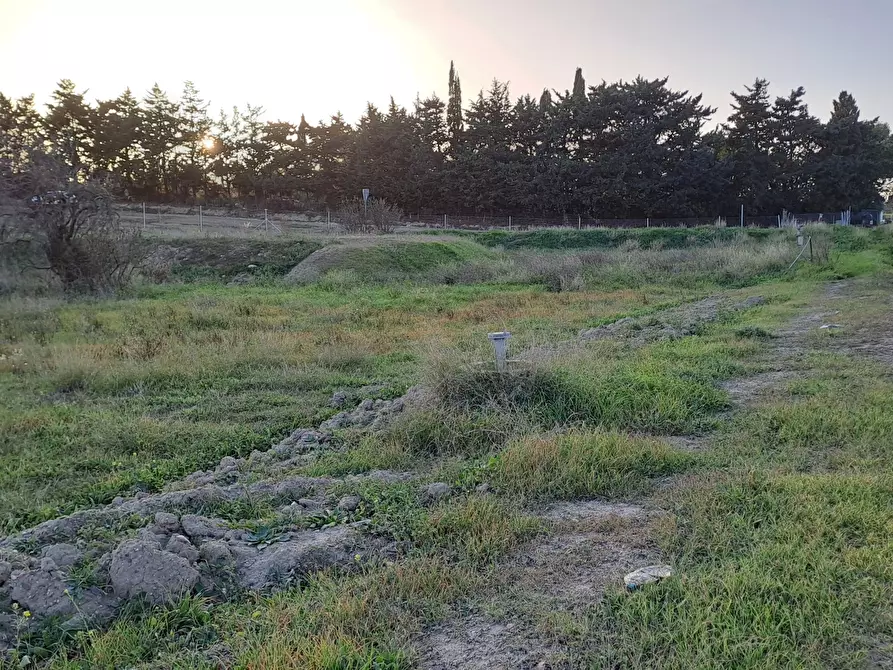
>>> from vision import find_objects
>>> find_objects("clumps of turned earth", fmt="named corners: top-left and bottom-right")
top-left (0, 513), bottom-right (392, 646)
top-left (0, 389), bottom-right (422, 652)
top-left (579, 295), bottom-right (766, 344)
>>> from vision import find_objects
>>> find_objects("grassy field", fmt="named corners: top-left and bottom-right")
top-left (2, 224), bottom-right (893, 668)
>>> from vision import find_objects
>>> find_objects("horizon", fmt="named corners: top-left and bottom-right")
top-left (1, 0), bottom-right (891, 128)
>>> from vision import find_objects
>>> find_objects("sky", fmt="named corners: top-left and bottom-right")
top-left (1, 0), bottom-right (890, 128)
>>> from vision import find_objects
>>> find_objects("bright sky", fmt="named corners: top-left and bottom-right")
top-left (1, 0), bottom-right (890, 127)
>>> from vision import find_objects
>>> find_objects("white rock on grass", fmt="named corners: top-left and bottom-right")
top-left (234, 526), bottom-right (358, 591)
top-left (9, 570), bottom-right (76, 619)
top-left (9, 568), bottom-right (118, 623)
top-left (623, 564), bottom-right (673, 589)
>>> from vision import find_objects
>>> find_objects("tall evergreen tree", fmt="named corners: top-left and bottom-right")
top-left (813, 91), bottom-right (893, 211)
top-left (447, 61), bottom-right (464, 155)
top-left (92, 88), bottom-right (142, 194)
top-left (722, 78), bottom-right (775, 213)
top-left (572, 67), bottom-right (586, 99)
top-left (310, 112), bottom-right (355, 206)
top-left (768, 87), bottom-right (820, 210)
top-left (178, 81), bottom-right (212, 198)
top-left (43, 80), bottom-right (94, 176)
top-left (406, 94), bottom-right (447, 211)
top-left (0, 94), bottom-right (42, 175)
top-left (140, 84), bottom-right (180, 198)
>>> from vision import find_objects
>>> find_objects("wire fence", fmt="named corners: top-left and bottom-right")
top-left (120, 203), bottom-right (882, 237)
top-left (404, 212), bottom-right (858, 230)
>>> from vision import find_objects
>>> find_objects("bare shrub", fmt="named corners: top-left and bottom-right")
top-left (2, 155), bottom-right (146, 293)
top-left (516, 252), bottom-right (585, 292)
top-left (426, 256), bottom-right (516, 285)
top-left (335, 198), bottom-right (403, 234)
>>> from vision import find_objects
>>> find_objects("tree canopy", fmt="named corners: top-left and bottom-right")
top-left (2, 66), bottom-right (891, 216)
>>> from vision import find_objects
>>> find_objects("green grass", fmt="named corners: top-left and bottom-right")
top-left (493, 430), bottom-right (693, 500)
top-left (1, 278), bottom-right (685, 532)
top-left (424, 335), bottom-right (751, 437)
top-left (321, 239), bottom-right (493, 281)
top-left (475, 226), bottom-right (784, 250)
top-left (579, 273), bottom-right (893, 668)
top-left (594, 471), bottom-right (893, 669)
top-left (4, 225), bottom-right (893, 669)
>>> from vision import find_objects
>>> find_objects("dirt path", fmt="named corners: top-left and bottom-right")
top-left (414, 280), bottom-right (863, 670)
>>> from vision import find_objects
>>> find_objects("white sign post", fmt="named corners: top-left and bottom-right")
top-left (362, 188), bottom-right (370, 216)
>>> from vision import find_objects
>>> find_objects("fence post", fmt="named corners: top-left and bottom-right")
top-left (443, 214), bottom-right (447, 228)
top-left (740, 204), bottom-right (744, 228)
top-left (158, 206), bottom-right (162, 225)
top-left (141, 203), bottom-right (146, 230)
top-left (264, 209), bottom-right (268, 233)
top-left (777, 214), bottom-right (781, 228)
top-left (199, 205), bottom-right (203, 232)
top-left (578, 215), bottom-right (581, 230)
top-left (646, 217), bottom-right (650, 228)
top-left (508, 215), bottom-right (512, 231)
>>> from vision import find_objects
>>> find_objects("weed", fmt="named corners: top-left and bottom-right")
top-left (425, 495), bottom-right (541, 563)
top-left (735, 325), bottom-right (776, 339)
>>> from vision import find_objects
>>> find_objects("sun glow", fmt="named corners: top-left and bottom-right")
top-left (201, 137), bottom-right (215, 151)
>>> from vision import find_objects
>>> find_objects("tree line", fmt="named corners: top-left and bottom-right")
top-left (2, 64), bottom-right (892, 217)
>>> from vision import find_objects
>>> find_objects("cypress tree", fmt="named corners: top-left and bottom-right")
top-left (572, 67), bottom-right (586, 98)
top-left (539, 89), bottom-right (553, 111)
top-left (447, 61), bottom-right (464, 154)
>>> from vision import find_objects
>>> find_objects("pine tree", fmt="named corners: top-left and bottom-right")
top-left (768, 87), bottom-right (820, 210)
top-left (297, 114), bottom-right (311, 147)
top-left (140, 84), bottom-right (180, 198)
top-left (209, 107), bottom-right (243, 199)
top-left (310, 112), bottom-right (355, 206)
top-left (407, 94), bottom-right (447, 211)
top-left (538, 89), bottom-right (553, 112)
top-left (178, 81), bottom-right (211, 198)
top-left (462, 80), bottom-right (514, 212)
top-left (93, 88), bottom-right (142, 194)
top-left (813, 91), bottom-right (893, 211)
top-left (722, 78), bottom-right (775, 213)
top-left (43, 79), bottom-right (94, 176)
top-left (0, 94), bottom-right (42, 175)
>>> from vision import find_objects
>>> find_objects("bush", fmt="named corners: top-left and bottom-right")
top-left (3, 156), bottom-right (146, 293)
top-left (336, 197), bottom-right (403, 234)
top-left (422, 343), bottom-right (728, 435)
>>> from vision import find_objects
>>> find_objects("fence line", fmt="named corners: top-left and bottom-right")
top-left (122, 203), bottom-right (881, 237)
